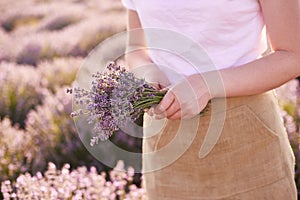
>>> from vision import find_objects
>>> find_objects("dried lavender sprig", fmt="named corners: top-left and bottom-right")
top-left (70, 62), bottom-right (168, 145)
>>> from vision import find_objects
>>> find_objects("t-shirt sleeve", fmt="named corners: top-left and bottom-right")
top-left (121, 0), bottom-right (136, 10)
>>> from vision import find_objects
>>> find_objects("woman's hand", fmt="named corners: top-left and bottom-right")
top-left (144, 64), bottom-right (171, 90)
top-left (151, 74), bottom-right (212, 120)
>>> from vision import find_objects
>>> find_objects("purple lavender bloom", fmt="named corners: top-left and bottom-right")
top-left (71, 62), bottom-right (166, 145)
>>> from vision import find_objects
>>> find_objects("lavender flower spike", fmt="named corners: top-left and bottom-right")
top-left (70, 62), bottom-right (166, 144)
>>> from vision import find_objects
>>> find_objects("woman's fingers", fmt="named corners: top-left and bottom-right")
top-left (153, 91), bottom-right (175, 118)
top-left (155, 101), bottom-right (180, 119)
top-left (153, 90), bottom-right (186, 119)
top-left (144, 64), bottom-right (171, 89)
top-left (168, 110), bottom-right (182, 120)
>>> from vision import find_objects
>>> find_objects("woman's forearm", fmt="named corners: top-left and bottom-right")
top-left (124, 48), bottom-right (152, 70)
top-left (208, 50), bottom-right (300, 98)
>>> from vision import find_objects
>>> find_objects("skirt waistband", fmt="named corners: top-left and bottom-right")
top-left (202, 90), bottom-right (277, 116)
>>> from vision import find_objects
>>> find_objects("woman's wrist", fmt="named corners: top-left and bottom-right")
top-left (189, 73), bottom-right (219, 101)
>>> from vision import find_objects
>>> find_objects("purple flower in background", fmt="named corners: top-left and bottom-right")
top-left (69, 62), bottom-right (166, 146)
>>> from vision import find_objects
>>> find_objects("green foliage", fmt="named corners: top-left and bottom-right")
top-left (283, 103), bottom-right (296, 117)
top-left (1, 14), bottom-right (43, 32)
top-left (0, 62), bottom-right (46, 128)
top-left (39, 14), bottom-right (81, 31)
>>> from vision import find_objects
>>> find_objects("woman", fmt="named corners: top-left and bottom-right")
top-left (121, 0), bottom-right (299, 199)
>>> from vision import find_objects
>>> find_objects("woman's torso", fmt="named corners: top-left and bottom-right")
top-left (122, 0), bottom-right (267, 82)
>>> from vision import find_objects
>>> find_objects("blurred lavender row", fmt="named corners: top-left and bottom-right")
top-left (0, 0), bottom-right (145, 199)
top-left (0, 0), bottom-right (126, 65)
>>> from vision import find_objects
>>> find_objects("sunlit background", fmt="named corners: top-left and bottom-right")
top-left (0, 0), bottom-right (299, 199)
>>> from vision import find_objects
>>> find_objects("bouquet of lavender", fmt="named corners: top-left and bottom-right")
top-left (68, 62), bottom-right (166, 146)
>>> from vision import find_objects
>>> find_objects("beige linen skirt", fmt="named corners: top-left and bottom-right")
top-left (142, 91), bottom-right (297, 200)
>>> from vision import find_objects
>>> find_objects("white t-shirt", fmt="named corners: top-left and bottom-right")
top-left (122, 0), bottom-right (267, 81)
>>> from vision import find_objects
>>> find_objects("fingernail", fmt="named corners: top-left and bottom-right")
top-left (148, 107), bottom-right (154, 116)
top-left (154, 113), bottom-right (166, 119)
top-left (154, 105), bottom-right (165, 113)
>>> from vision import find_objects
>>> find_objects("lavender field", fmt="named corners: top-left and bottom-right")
top-left (0, 0), bottom-right (300, 199)
top-left (0, 0), bottom-right (145, 199)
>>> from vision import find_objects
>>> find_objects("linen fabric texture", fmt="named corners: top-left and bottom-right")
top-left (143, 92), bottom-right (297, 199)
